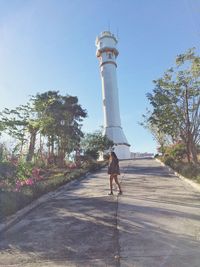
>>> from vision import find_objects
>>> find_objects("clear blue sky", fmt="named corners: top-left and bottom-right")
top-left (0, 0), bottom-right (200, 153)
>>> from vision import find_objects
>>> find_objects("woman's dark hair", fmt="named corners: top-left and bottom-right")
top-left (111, 151), bottom-right (118, 160)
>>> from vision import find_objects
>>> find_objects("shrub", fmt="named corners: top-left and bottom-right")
top-left (0, 169), bottom-right (83, 219)
top-left (163, 155), bottom-right (174, 168)
top-left (161, 157), bottom-right (200, 180)
top-left (103, 153), bottom-right (109, 160)
top-left (0, 162), bottom-right (17, 186)
top-left (88, 161), bottom-right (100, 172)
top-left (0, 159), bottom-right (107, 220)
top-left (179, 163), bottom-right (200, 179)
top-left (84, 149), bottom-right (99, 161)
top-left (0, 189), bottom-right (31, 218)
top-left (0, 144), bottom-right (4, 162)
top-left (33, 155), bottom-right (47, 168)
top-left (164, 143), bottom-right (187, 161)
top-left (16, 160), bottom-right (34, 181)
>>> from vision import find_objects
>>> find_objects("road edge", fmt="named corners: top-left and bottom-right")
top-left (155, 158), bottom-right (200, 192)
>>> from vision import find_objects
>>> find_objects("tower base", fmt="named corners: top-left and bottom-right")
top-left (104, 126), bottom-right (130, 146)
top-left (113, 144), bottom-right (130, 160)
top-left (104, 126), bottom-right (131, 159)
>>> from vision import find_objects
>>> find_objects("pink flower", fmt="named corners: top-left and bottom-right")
top-left (32, 168), bottom-right (42, 180)
top-left (25, 178), bottom-right (34, 185)
top-left (69, 163), bottom-right (77, 169)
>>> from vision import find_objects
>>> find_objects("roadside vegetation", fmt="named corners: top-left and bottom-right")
top-left (0, 90), bottom-right (113, 220)
top-left (141, 48), bottom-right (200, 182)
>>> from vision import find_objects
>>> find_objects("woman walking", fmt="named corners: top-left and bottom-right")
top-left (107, 151), bottom-right (122, 195)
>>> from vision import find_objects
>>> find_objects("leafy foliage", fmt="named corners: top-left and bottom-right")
top-left (82, 130), bottom-right (114, 159)
top-left (0, 90), bottom-right (87, 164)
top-left (0, 161), bottom-right (105, 219)
top-left (142, 48), bottom-right (200, 163)
top-left (163, 143), bottom-right (187, 161)
top-left (32, 91), bottom-right (87, 165)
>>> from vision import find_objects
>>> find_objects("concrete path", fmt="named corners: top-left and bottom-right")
top-left (0, 159), bottom-right (200, 267)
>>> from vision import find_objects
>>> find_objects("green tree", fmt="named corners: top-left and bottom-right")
top-left (82, 130), bottom-right (114, 159)
top-left (140, 114), bottom-right (170, 155)
top-left (0, 91), bottom-right (87, 165)
top-left (0, 104), bottom-right (33, 157)
top-left (33, 91), bottom-right (87, 166)
top-left (143, 48), bottom-right (200, 163)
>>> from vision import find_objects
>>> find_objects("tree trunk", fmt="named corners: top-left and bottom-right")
top-left (48, 136), bottom-right (50, 158)
top-left (26, 130), bottom-right (37, 162)
top-left (20, 140), bottom-right (24, 157)
top-left (186, 140), bottom-right (191, 163)
top-left (51, 135), bottom-right (54, 156)
top-left (185, 86), bottom-right (191, 163)
top-left (57, 137), bottom-right (65, 167)
top-left (190, 139), bottom-right (198, 163)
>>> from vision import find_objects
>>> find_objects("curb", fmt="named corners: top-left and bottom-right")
top-left (155, 158), bottom-right (200, 192)
top-left (0, 172), bottom-right (91, 234)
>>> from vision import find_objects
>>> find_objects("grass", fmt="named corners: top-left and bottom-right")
top-left (159, 156), bottom-right (200, 183)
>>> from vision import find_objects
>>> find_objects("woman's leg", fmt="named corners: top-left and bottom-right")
top-left (114, 175), bottom-right (122, 193)
top-left (109, 175), bottom-right (114, 194)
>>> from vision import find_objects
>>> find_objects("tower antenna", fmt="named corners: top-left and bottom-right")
top-left (108, 20), bottom-right (111, 32)
top-left (117, 27), bottom-right (119, 40)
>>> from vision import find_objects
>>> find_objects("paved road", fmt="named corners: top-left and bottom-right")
top-left (0, 159), bottom-right (200, 267)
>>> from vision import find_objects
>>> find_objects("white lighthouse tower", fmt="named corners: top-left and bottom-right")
top-left (96, 31), bottom-right (130, 159)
